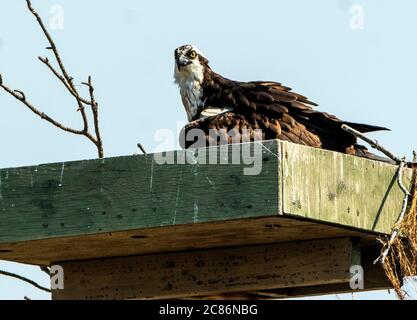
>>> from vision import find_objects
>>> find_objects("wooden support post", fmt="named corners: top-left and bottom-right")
top-left (52, 238), bottom-right (357, 300)
top-left (249, 245), bottom-right (391, 299)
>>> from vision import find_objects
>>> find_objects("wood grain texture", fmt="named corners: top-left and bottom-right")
top-left (251, 245), bottom-right (391, 299)
top-left (0, 141), bottom-right (279, 244)
top-left (0, 140), bottom-right (411, 266)
top-left (281, 141), bottom-right (413, 234)
top-left (0, 216), bottom-right (373, 265)
top-left (52, 238), bottom-right (355, 300)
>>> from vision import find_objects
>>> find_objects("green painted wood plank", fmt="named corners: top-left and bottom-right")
top-left (281, 142), bottom-right (413, 234)
top-left (0, 141), bottom-right (280, 243)
top-left (0, 139), bottom-right (410, 246)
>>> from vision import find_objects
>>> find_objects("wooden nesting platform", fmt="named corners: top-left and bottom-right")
top-left (0, 141), bottom-right (412, 299)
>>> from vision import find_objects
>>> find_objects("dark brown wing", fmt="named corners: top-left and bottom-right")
top-left (180, 112), bottom-right (393, 163)
top-left (194, 75), bottom-right (389, 157)
top-left (180, 111), bottom-right (321, 149)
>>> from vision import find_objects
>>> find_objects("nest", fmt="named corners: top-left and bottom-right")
top-left (379, 164), bottom-right (417, 299)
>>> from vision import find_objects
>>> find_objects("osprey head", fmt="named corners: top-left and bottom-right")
top-left (174, 45), bottom-right (211, 121)
top-left (174, 45), bottom-right (209, 83)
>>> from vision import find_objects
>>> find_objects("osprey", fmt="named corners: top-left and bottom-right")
top-left (174, 44), bottom-right (389, 161)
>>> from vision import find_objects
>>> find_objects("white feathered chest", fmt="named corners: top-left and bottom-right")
top-left (174, 61), bottom-right (205, 122)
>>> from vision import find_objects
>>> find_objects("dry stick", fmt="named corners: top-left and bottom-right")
top-left (0, 270), bottom-right (51, 293)
top-left (27, 0), bottom-right (102, 146)
top-left (137, 143), bottom-right (147, 155)
top-left (38, 56), bottom-right (92, 106)
top-left (26, 1), bottom-right (68, 83)
top-left (0, 1), bottom-right (103, 296)
top-left (26, 0), bottom-right (78, 100)
top-left (0, 0), bottom-right (104, 158)
top-left (26, 0), bottom-right (90, 134)
top-left (341, 124), bottom-right (402, 164)
top-left (39, 266), bottom-right (50, 277)
top-left (0, 75), bottom-right (84, 135)
top-left (375, 160), bottom-right (411, 264)
top-left (83, 76), bottom-right (104, 158)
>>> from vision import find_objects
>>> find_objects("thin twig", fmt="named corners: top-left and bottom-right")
top-left (374, 159), bottom-right (411, 264)
top-left (39, 266), bottom-right (50, 277)
top-left (0, 270), bottom-right (51, 293)
top-left (137, 143), bottom-right (147, 155)
top-left (38, 56), bottom-right (92, 106)
top-left (26, 0), bottom-right (90, 133)
top-left (0, 79), bottom-right (85, 135)
top-left (84, 76), bottom-right (104, 158)
top-left (0, 1), bottom-right (104, 158)
top-left (341, 124), bottom-right (401, 164)
top-left (26, 0), bottom-right (72, 89)
top-left (398, 159), bottom-right (412, 197)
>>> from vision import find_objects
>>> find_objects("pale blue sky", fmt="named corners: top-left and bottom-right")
top-left (0, 0), bottom-right (416, 300)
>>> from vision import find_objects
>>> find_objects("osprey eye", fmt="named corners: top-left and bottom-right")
top-left (189, 50), bottom-right (197, 59)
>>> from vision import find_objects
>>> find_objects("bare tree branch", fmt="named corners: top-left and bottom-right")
top-left (26, 0), bottom-right (92, 132)
top-left (39, 266), bottom-right (50, 277)
top-left (0, 269), bottom-right (51, 293)
top-left (341, 124), bottom-right (401, 164)
top-left (0, 77), bottom-right (85, 135)
top-left (0, 0), bottom-right (104, 158)
top-left (84, 76), bottom-right (104, 158)
top-left (38, 56), bottom-right (93, 106)
top-left (0, 0), bottom-right (107, 299)
top-left (26, 0), bottom-right (72, 90)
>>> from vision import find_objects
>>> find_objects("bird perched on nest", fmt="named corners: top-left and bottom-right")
top-left (174, 44), bottom-right (389, 161)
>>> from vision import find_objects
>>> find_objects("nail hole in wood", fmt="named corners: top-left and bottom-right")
top-left (131, 235), bottom-right (148, 240)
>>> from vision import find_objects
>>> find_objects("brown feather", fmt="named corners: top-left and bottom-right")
top-left (237, 94), bottom-right (250, 108)
top-left (178, 62), bottom-right (389, 162)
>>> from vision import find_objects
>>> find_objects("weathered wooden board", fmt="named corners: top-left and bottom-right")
top-left (250, 245), bottom-right (391, 299)
top-left (281, 142), bottom-right (413, 234)
top-left (0, 141), bottom-right (279, 244)
top-left (0, 216), bottom-right (373, 265)
top-left (0, 140), bottom-right (411, 265)
top-left (52, 238), bottom-right (356, 300)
